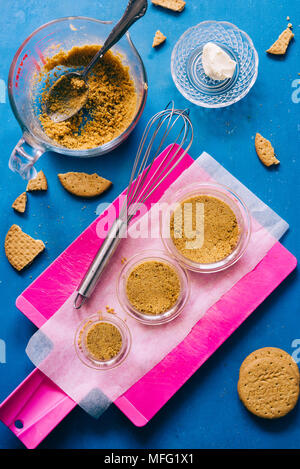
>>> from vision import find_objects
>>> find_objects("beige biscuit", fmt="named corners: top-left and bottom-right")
top-left (255, 133), bottom-right (280, 167)
top-left (151, 0), bottom-right (186, 13)
top-left (26, 171), bottom-right (48, 191)
top-left (267, 27), bottom-right (294, 55)
top-left (239, 347), bottom-right (300, 382)
top-left (238, 357), bottom-right (300, 419)
top-left (58, 172), bottom-right (112, 198)
top-left (5, 224), bottom-right (45, 271)
top-left (152, 30), bottom-right (167, 47)
top-left (12, 192), bottom-right (27, 213)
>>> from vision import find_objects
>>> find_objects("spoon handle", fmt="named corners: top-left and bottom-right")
top-left (83, 0), bottom-right (148, 78)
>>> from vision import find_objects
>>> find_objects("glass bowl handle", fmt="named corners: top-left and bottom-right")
top-left (9, 133), bottom-right (46, 180)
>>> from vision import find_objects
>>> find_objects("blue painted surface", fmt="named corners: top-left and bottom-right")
top-left (0, 0), bottom-right (299, 449)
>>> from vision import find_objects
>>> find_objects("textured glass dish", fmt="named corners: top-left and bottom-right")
top-left (171, 21), bottom-right (258, 108)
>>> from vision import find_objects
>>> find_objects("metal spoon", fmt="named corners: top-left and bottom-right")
top-left (45, 0), bottom-right (148, 123)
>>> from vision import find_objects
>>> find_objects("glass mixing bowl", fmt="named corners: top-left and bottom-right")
top-left (8, 17), bottom-right (148, 179)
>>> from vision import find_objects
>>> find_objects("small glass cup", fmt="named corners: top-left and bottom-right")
top-left (74, 313), bottom-right (131, 370)
top-left (117, 250), bottom-right (190, 326)
top-left (160, 183), bottom-right (251, 273)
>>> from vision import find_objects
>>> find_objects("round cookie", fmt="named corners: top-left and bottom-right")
top-left (238, 357), bottom-right (300, 419)
top-left (239, 347), bottom-right (300, 381)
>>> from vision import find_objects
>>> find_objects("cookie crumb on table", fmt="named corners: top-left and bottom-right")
top-left (58, 172), bottom-right (112, 198)
top-left (255, 133), bottom-right (280, 167)
top-left (26, 171), bottom-right (48, 192)
top-left (266, 27), bottom-right (294, 55)
top-left (152, 30), bottom-right (166, 47)
top-left (5, 224), bottom-right (45, 271)
top-left (12, 192), bottom-right (27, 213)
top-left (151, 0), bottom-right (186, 13)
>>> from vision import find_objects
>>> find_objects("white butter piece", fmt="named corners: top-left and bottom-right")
top-left (202, 42), bottom-right (236, 81)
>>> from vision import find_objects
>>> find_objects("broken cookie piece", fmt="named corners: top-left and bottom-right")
top-left (12, 192), bottom-right (27, 213)
top-left (255, 133), bottom-right (280, 167)
top-left (58, 172), bottom-right (112, 198)
top-left (267, 27), bottom-right (294, 55)
top-left (151, 0), bottom-right (186, 13)
top-left (152, 30), bottom-right (166, 47)
top-left (26, 170), bottom-right (48, 191)
top-left (5, 224), bottom-right (45, 271)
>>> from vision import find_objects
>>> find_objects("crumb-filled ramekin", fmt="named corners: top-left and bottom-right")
top-left (75, 313), bottom-right (131, 370)
top-left (117, 250), bottom-right (190, 326)
top-left (160, 183), bottom-right (251, 273)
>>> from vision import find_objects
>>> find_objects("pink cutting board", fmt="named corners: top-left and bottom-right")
top-left (0, 148), bottom-right (297, 449)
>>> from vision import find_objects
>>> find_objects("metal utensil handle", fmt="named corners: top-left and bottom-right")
top-left (83, 0), bottom-right (148, 77)
top-left (74, 218), bottom-right (127, 308)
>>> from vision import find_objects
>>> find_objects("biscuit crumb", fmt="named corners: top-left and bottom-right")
top-left (255, 133), bottom-right (280, 167)
top-left (12, 192), bottom-right (27, 213)
top-left (5, 224), bottom-right (45, 271)
top-left (37, 45), bottom-right (137, 150)
top-left (26, 171), bottom-right (48, 192)
top-left (170, 195), bottom-right (239, 264)
top-left (267, 27), bottom-right (294, 55)
top-left (85, 322), bottom-right (122, 361)
top-left (151, 0), bottom-right (185, 12)
top-left (58, 172), bottom-right (112, 197)
top-left (152, 30), bottom-right (166, 47)
top-left (126, 260), bottom-right (181, 315)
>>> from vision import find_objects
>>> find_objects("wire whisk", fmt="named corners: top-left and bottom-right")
top-left (74, 102), bottom-right (193, 309)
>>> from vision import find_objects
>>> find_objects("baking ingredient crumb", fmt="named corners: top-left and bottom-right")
top-left (85, 322), bottom-right (122, 361)
top-left (37, 45), bottom-right (137, 150)
top-left (26, 171), bottom-right (48, 192)
top-left (170, 195), bottom-right (239, 264)
top-left (266, 27), bottom-right (294, 55)
top-left (126, 260), bottom-right (181, 315)
top-left (151, 0), bottom-right (186, 13)
top-left (12, 192), bottom-right (27, 213)
top-left (255, 133), bottom-right (280, 167)
top-left (152, 30), bottom-right (166, 48)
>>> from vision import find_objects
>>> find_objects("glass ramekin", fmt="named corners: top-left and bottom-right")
top-left (8, 17), bottom-right (148, 179)
top-left (160, 183), bottom-right (251, 273)
top-left (117, 250), bottom-right (190, 326)
top-left (74, 313), bottom-right (131, 370)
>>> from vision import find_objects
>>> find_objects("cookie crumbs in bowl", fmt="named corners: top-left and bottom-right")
top-left (75, 313), bottom-right (131, 369)
top-left (117, 252), bottom-right (190, 325)
top-left (170, 195), bottom-right (239, 264)
top-left (85, 322), bottom-right (122, 361)
top-left (37, 45), bottom-right (137, 150)
top-left (126, 260), bottom-right (181, 316)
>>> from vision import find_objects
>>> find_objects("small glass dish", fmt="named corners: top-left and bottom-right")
top-left (74, 313), bottom-right (131, 370)
top-left (117, 250), bottom-right (190, 326)
top-left (160, 183), bottom-right (251, 273)
top-left (171, 21), bottom-right (258, 108)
